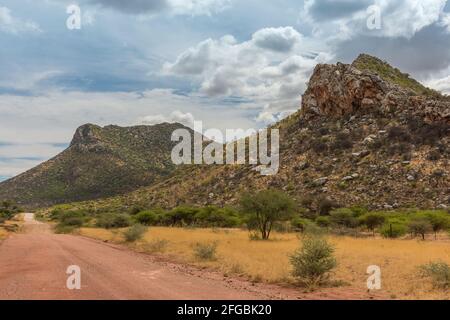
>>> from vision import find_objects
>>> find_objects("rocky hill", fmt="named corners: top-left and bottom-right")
top-left (74, 54), bottom-right (449, 212)
top-left (0, 123), bottom-right (192, 207)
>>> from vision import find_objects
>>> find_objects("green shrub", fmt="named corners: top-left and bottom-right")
top-left (195, 206), bottom-right (241, 228)
top-left (420, 262), bottom-right (450, 289)
top-left (124, 224), bottom-right (147, 242)
top-left (134, 211), bottom-right (159, 226)
top-left (290, 235), bottom-right (337, 289)
top-left (291, 217), bottom-right (314, 232)
top-left (165, 206), bottom-right (200, 227)
top-left (380, 220), bottom-right (408, 238)
top-left (329, 208), bottom-right (359, 229)
top-left (316, 216), bottom-right (331, 228)
top-left (96, 213), bottom-right (131, 229)
top-left (359, 213), bottom-right (386, 236)
top-left (193, 241), bottom-right (218, 261)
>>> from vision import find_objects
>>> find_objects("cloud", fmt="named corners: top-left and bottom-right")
top-left (164, 27), bottom-right (331, 123)
top-left (426, 74), bottom-right (450, 94)
top-left (86, 0), bottom-right (230, 16)
top-left (169, 0), bottom-right (232, 16)
top-left (301, 0), bottom-right (448, 40)
top-left (139, 110), bottom-right (195, 127)
top-left (87, 0), bottom-right (168, 14)
top-left (0, 6), bottom-right (41, 34)
top-left (252, 27), bottom-right (302, 52)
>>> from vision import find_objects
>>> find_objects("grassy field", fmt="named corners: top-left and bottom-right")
top-left (78, 226), bottom-right (450, 300)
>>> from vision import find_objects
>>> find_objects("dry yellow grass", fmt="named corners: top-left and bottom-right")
top-left (79, 227), bottom-right (450, 300)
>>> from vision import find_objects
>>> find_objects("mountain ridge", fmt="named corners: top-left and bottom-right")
top-left (0, 122), bottom-right (192, 208)
top-left (62, 54), bottom-right (449, 212)
top-left (1, 54), bottom-right (449, 210)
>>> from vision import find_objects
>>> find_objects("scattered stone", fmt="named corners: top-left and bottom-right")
top-left (313, 177), bottom-right (329, 187)
top-left (363, 134), bottom-right (377, 144)
top-left (407, 175), bottom-right (415, 181)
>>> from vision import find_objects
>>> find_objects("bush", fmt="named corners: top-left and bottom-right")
top-left (193, 241), bottom-right (218, 261)
top-left (420, 262), bottom-right (450, 289)
top-left (290, 235), bottom-right (337, 289)
top-left (380, 220), bottom-right (408, 238)
top-left (329, 208), bottom-right (359, 229)
top-left (359, 213), bottom-right (386, 236)
top-left (408, 219), bottom-right (432, 240)
top-left (134, 211), bottom-right (159, 226)
top-left (195, 206), bottom-right (241, 228)
top-left (96, 213), bottom-right (131, 229)
top-left (124, 224), bottom-right (147, 242)
top-left (315, 216), bottom-right (331, 228)
top-left (291, 217), bottom-right (315, 232)
top-left (165, 206), bottom-right (199, 227)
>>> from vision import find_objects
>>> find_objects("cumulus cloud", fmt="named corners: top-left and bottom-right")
top-left (140, 110), bottom-right (195, 127)
top-left (252, 27), bottom-right (302, 52)
top-left (164, 27), bottom-right (332, 123)
top-left (301, 0), bottom-right (448, 40)
top-left (0, 6), bottom-right (41, 34)
top-left (426, 74), bottom-right (450, 94)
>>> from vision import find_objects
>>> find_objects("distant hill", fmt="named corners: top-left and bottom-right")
top-left (0, 122), bottom-right (192, 207)
top-left (68, 54), bottom-right (449, 212)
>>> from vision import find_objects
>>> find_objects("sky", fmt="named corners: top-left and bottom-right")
top-left (1, 0), bottom-right (450, 180)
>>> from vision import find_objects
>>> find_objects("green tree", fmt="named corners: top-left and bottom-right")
top-left (422, 211), bottom-right (449, 240)
top-left (240, 190), bottom-right (296, 240)
top-left (408, 218), bottom-right (432, 240)
top-left (360, 213), bottom-right (386, 236)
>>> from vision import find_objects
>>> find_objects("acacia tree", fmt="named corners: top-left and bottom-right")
top-left (240, 190), bottom-right (296, 240)
top-left (360, 213), bottom-right (386, 236)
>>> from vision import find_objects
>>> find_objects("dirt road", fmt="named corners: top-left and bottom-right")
top-left (0, 213), bottom-right (269, 300)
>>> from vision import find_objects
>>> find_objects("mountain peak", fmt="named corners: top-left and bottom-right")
top-left (301, 54), bottom-right (449, 122)
top-left (70, 123), bottom-right (103, 147)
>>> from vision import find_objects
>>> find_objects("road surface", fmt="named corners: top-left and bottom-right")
top-left (0, 213), bottom-right (267, 300)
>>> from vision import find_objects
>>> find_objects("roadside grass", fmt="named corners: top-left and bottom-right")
top-left (78, 226), bottom-right (450, 299)
top-left (0, 214), bottom-right (23, 240)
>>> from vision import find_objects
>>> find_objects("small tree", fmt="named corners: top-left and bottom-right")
top-left (424, 211), bottom-right (449, 240)
top-left (240, 190), bottom-right (296, 240)
top-left (408, 219), bottom-right (432, 240)
top-left (290, 235), bottom-right (337, 289)
top-left (360, 213), bottom-right (386, 236)
top-left (329, 208), bottom-right (359, 229)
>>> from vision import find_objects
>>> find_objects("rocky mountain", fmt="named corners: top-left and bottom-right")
top-left (75, 54), bottom-right (449, 212)
top-left (0, 123), bottom-right (192, 207)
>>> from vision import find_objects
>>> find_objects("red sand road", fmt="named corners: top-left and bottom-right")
top-left (0, 213), bottom-right (266, 300)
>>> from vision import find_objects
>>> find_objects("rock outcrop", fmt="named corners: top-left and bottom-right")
top-left (302, 54), bottom-right (450, 124)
